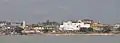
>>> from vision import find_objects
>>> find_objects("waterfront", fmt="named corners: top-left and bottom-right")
top-left (1, 19), bottom-right (120, 36)
top-left (0, 35), bottom-right (120, 43)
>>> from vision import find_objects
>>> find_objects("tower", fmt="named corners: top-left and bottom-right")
top-left (22, 21), bottom-right (26, 29)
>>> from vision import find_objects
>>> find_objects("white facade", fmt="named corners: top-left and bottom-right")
top-left (113, 24), bottom-right (120, 29)
top-left (59, 21), bottom-right (90, 30)
top-left (0, 23), bottom-right (7, 26)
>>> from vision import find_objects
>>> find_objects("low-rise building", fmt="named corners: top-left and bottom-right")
top-left (0, 21), bottom-right (11, 27)
top-left (33, 26), bottom-right (44, 30)
top-left (113, 23), bottom-right (120, 29)
top-left (40, 20), bottom-right (60, 30)
top-left (91, 23), bottom-right (107, 32)
top-left (111, 23), bottom-right (120, 31)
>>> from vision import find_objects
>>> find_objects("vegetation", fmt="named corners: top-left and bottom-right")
top-left (87, 27), bottom-right (93, 32)
top-left (14, 26), bottom-right (24, 35)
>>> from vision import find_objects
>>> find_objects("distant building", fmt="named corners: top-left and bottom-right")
top-left (113, 23), bottom-right (120, 29)
top-left (39, 20), bottom-right (60, 30)
top-left (59, 20), bottom-right (91, 31)
top-left (0, 21), bottom-right (11, 26)
top-left (91, 24), bottom-right (105, 31)
top-left (112, 23), bottom-right (120, 31)
top-left (81, 19), bottom-right (94, 24)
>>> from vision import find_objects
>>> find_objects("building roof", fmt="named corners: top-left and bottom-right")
top-left (82, 19), bottom-right (93, 21)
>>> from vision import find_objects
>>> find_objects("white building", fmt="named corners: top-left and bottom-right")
top-left (59, 20), bottom-right (90, 31)
top-left (113, 24), bottom-right (120, 29)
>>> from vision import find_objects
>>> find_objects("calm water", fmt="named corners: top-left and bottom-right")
top-left (0, 35), bottom-right (120, 43)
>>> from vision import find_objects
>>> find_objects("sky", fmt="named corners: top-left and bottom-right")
top-left (0, 0), bottom-right (119, 24)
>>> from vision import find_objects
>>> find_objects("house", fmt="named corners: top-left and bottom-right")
top-left (113, 23), bottom-right (120, 29)
top-left (91, 23), bottom-right (106, 32)
top-left (59, 20), bottom-right (91, 31)
top-left (112, 23), bottom-right (120, 31)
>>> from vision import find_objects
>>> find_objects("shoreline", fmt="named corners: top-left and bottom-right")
top-left (41, 33), bottom-right (115, 36)
top-left (0, 33), bottom-right (119, 36)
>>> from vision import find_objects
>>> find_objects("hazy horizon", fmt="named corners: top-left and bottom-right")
top-left (0, 0), bottom-right (119, 24)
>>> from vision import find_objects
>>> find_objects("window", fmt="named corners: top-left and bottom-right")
top-left (77, 26), bottom-right (79, 28)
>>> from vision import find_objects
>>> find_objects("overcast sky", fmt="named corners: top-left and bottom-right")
top-left (0, 0), bottom-right (119, 24)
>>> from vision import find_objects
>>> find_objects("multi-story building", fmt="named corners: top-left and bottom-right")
top-left (59, 20), bottom-right (91, 31)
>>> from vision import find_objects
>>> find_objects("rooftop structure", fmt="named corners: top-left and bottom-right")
top-left (81, 19), bottom-right (94, 24)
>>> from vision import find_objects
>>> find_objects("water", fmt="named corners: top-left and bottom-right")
top-left (0, 35), bottom-right (120, 43)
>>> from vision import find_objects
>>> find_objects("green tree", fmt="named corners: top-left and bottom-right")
top-left (87, 27), bottom-right (93, 32)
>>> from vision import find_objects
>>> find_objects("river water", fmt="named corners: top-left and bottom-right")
top-left (0, 35), bottom-right (120, 43)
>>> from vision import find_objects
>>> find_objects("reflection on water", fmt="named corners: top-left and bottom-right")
top-left (0, 35), bottom-right (120, 43)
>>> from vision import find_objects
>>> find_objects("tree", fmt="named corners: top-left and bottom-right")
top-left (43, 29), bottom-right (49, 33)
top-left (87, 27), bottom-right (93, 32)
top-left (14, 26), bottom-right (24, 35)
